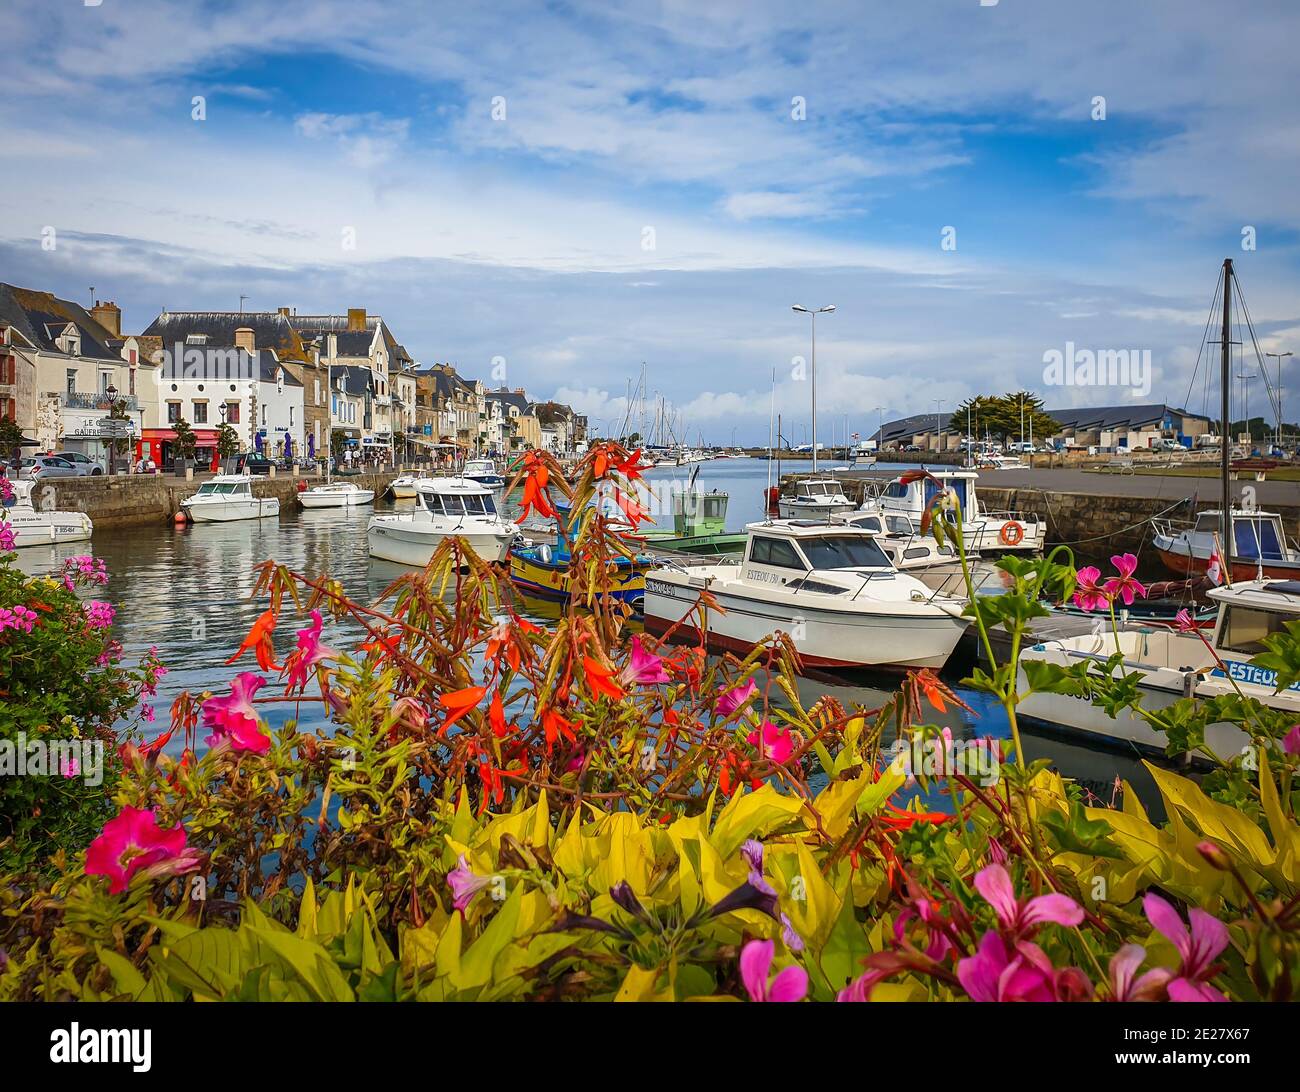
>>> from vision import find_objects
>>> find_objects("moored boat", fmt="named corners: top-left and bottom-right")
top-left (638, 485), bottom-right (748, 555)
top-left (0, 479), bottom-right (94, 547)
top-left (298, 482), bottom-right (375, 508)
top-left (462, 457), bottom-right (505, 491)
top-left (367, 477), bottom-right (518, 565)
top-left (388, 475), bottom-right (419, 499)
top-left (180, 475), bottom-right (280, 523)
top-left (643, 520), bottom-right (969, 670)
top-left (1152, 507), bottom-right (1300, 580)
top-left (776, 478), bottom-right (856, 520)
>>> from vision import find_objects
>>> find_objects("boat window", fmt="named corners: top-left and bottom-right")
top-left (462, 494), bottom-right (487, 515)
top-left (800, 535), bottom-right (892, 570)
top-left (884, 481), bottom-right (909, 499)
top-left (750, 536), bottom-right (806, 569)
top-left (850, 516), bottom-right (883, 533)
top-left (1219, 605), bottom-right (1291, 655)
top-left (441, 495), bottom-right (466, 517)
top-left (1193, 513), bottom-right (1220, 533)
top-left (481, 494), bottom-right (497, 515)
top-left (1234, 518), bottom-right (1285, 561)
top-left (903, 547), bottom-right (932, 559)
top-left (421, 493), bottom-right (444, 514)
top-left (703, 497), bottom-right (725, 518)
top-left (884, 516), bottom-right (913, 535)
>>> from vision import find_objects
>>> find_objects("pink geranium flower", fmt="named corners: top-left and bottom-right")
top-left (747, 719), bottom-right (795, 764)
top-left (619, 636), bottom-right (669, 686)
top-left (740, 939), bottom-right (808, 1002)
top-left (201, 672), bottom-right (271, 753)
top-left (972, 863), bottom-right (1084, 939)
top-left (0, 523), bottom-right (14, 553)
top-left (1103, 553), bottom-right (1147, 607)
top-left (84, 600), bottom-right (116, 630)
top-left (956, 931), bottom-right (1091, 1002)
top-left (716, 679), bottom-right (757, 717)
top-left (1142, 892), bottom-right (1229, 1002)
top-left (1283, 724), bottom-right (1300, 757)
top-left (84, 805), bottom-right (191, 894)
top-left (283, 610), bottom-right (339, 690)
top-left (1072, 566), bottom-right (1109, 612)
top-left (1106, 943), bottom-right (1171, 1002)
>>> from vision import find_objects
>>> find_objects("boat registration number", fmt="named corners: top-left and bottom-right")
top-left (746, 569), bottom-right (779, 584)
top-left (1212, 662), bottom-right (1300, 693)
top-left (645, 579), bottom-right (674, 597)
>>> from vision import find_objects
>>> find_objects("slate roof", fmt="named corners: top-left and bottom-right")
top-left (141, 311), bottom-right (310, 361)
top-left (485, 388), bottom-right (531, 413)
top-left (331, 365), bottom-right (373, 397)
top-left (291, 314), bottom-right (413, 368)
top-left (1042, 403), bottom-right (1211, 432)
top-left (0, 283), bottom-right (121, 360)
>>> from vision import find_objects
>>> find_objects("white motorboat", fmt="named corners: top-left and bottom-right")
top-left (367, 476), bottom-right (519, 566)
top-left (863, 468), bottom-right (1044, 555)
top-left (389, 475), bottom-right (419, 499)
top-left (776, 478), bottom-right (856, 520)
top-left (180, 475), bottom-right (279, 523)
top-left (0, 479), bottom-right (93, 547)
top-left (462, 457), bottom-right (505, 491)
top-left (1018, 579), bottom-right (1300, 759)
top-left (298, 482), bottom-right (375, 509)
top-left (642, 520), bottom-right (970, 670)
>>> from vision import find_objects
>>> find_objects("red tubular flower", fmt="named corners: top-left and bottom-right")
top-left (438, 686), bottom-right (486, 736)
top-left (226, 608), bottom-right (279, 671)
top-left (542, 708), bottom-right (578, 754)
top-left (584, 655), bottom-right (626, 702)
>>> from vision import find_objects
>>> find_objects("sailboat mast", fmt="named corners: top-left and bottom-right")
top-left (1221, 258), bottom-right (1233, 564)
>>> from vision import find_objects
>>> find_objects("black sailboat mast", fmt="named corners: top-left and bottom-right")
top-left (1221, 257), bottom-right (1233, 564)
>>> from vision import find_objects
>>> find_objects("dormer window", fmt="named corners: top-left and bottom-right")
top-left (185, 334), bottom-right (208, 345)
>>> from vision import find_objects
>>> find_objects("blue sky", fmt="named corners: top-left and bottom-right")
top-left (2, 0), bottom-right (1298, 442)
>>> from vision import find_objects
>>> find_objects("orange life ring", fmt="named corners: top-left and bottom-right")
top-left (999, 520), bottom-right (1025, 547)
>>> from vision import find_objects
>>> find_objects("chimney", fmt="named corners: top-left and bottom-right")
top-left (277, 307), bottom-right (290, 317)
top-left (327, 333), bottom-right (337, 359)
top-left (346, 307), bottom-right (367, 332)
top-left (90, 300), bottom-right (121, 337)
top-left (514, 387), bottom-right (525, 395)
top-left (234, 327), bottom-right (256, 352)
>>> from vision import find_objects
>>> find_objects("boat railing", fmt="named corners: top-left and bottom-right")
top-left (1151, 516), bottom-right (1195, 539)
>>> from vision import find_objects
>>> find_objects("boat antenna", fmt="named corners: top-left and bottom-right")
top-left (765, 366), bottom-right (775, 524)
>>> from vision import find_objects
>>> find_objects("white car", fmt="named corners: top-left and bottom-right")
top-left (53, 451), bottom-right (105, 476)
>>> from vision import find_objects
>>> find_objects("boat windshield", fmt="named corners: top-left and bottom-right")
top-left (800, 535), bottom-right (892, 570)
top-left (425, 492), bottom-right (496, 516)
top-left (1234, 518), bottom-right (1285, 561)
top-left (464, 460), bottom-right (495, 476)
top-left (196, 482), bottom-right (240, 496)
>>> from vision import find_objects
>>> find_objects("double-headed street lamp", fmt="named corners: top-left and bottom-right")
top-left (1265, 350), bottom-right (1293, 451)
top-left (791, 304), bottom-right (835, 473)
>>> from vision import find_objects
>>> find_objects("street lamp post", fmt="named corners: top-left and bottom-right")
top-left (792, 304), bottom-right (835, 473)
top-left (1265, 351), bottom-right (1292, 451)
top-left (105, 383), bottom-right (118, 476)
top-left (933, 399), bottom-right (945, 452)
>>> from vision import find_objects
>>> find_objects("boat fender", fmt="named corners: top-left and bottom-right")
top-left (173, 510), bottom-right (188, 524)
top-left (297, 479), bottom-right (308, 492)
top-left (538, 544), bottom-right (552, 564)
top-left (999, 520), bottom-right (1025, 546)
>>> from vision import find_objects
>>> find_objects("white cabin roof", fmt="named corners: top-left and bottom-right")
top-left (415, 476), bottom-right (494, 496)
top-left (745, 519), bottom-right (878, 540)
top-left (208, 474), bottom-right (254, 484)
top-left (1209, 579), bottom-right (1300, 615)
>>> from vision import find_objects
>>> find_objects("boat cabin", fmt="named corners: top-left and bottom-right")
top-left (416, 478), bottom-right (499, 517)
top-left (877, 470), bottom-right (980, 522)
top-left (673, 489), bottom-right (728, 535)
top-left (1207, 580), bottom-right (1300, 664)
top-left (192, 476), bottom-right (254, 498)
top-left (790, 478), bottom-right (851, 503)
top-left (1188, 510), bottom-right (1292, 562)
top-left (743, 521), bottom-right (894, 588)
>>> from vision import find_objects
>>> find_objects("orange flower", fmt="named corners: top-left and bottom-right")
top-left (615, 450), bottom-right (645, 482)
top-left (542, 708), bottom-right (578, 753)
top-left (437, 685), bottom-right (486, 736)
top-left (583, 655), bottom-right (625, 702)
top-left (226, 608), bottom-right (279, 671)
top-left (488, 688), bottom-right (514, 738)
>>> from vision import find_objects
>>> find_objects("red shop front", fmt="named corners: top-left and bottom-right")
top-left (137, 428), bottom-right (222, 471)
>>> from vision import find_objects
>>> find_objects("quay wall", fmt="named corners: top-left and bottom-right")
top-left (42, 471), bottom-right (399, 531)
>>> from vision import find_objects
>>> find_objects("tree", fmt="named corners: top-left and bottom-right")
top-left (957, 392), bottom-right (1059, 445)
top-left (172, 417), bottom-right (197, 463)
top-left (0, 415), bottom-right (23, 468)
top-left (216, 423), bottom-right (240, 459)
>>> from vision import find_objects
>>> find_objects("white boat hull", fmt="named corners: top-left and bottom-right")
top-left (367, 517), bottom-right (515, 565)
top-left (184, 497), bottom-right (280, 522)
top-left (1, 507), bottom-right (93, 547)
top-left (643, 572), bottom-right (968, 670)
top-left (298, 487), bottom-right (375, 508)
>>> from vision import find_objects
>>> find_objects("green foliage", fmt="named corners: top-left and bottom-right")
top-left (172, 417), bottom-right (197, 460)
top-left (951, 391), bottom-right (1059, 444)
top-left (215, 423), bottom-right (240, 459)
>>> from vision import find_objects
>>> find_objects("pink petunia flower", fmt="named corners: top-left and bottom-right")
top-left (972, 863), bottom-right (1084, 939)
top-left (1103, 553), bottom-right (1147, 607)
top-left (619, 636), bottom-right (670, 686)
top-left (747, 720), bottom-right (795, 764)
top-left (84, 805), bottom-right (191, 895)
top-left (447, 854), bottom-right (493, 913)
top-left (1283, 724), bottom-right (1300, 757)
top-left (740, 939), bottom-right (808, 1002)
top-left (1142, 892), bottom-right (1229, 1002)
top-left (716, 679), bottom-right (758, 718)
top-left (201, 672), bottom-right (271, 753)
top-left (1072, 566), bottom-right (1110, 612)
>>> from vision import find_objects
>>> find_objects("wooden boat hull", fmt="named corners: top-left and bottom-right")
top-left (509, 550), bottom-right (653, 608)
top-left (1154, 544), bottom-right (1299, 581)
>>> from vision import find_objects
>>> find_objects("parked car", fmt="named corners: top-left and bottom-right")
top-left (20, 455), bottom-right (79, 480)
top-left (53, 451), bottom-right (104, 475)
top-left (238, 453), bottom-right (276, 476)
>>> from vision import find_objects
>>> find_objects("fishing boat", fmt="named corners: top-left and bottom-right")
top-left (638, 473), bottom-right (748, 555)
top-left (1152, 508), bottom-right (1300, 579)
top-left (509, 503), bottom-right (657, 609)
top-left (1018, 579), bottom-right (1299, 758)
top-left (0, 479), bottom-right (93, 546)
top-left (298, 482), bottom-right (375, 509)
top-left (180, 475), bottom-right (279, 523)
top-left (776, 478), bottom-right (856, 520)
top-left (862, 469), bottom-right (1044, 555)
top-left (367, 477), bottom-right (518, 565)
top-left (643, 520), bottom-right (970, 670)
top-left (388, 475), bottom-right (419, 499)
top-left (462, 457), bottom-right (505, 491)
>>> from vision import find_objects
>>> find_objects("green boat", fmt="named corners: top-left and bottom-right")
top-left (639, 488), bottom-right (748, 555)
